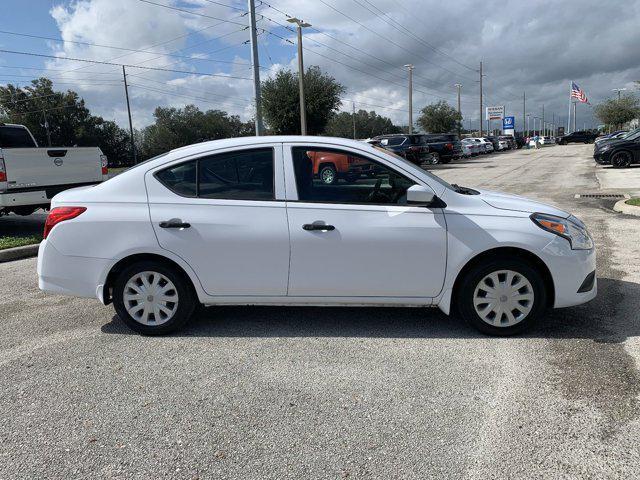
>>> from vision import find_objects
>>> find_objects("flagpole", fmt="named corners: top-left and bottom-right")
top-left (567, 82), bottom-right (572, 133)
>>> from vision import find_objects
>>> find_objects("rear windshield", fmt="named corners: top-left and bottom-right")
top-left (0, 126), bottom-right (36, 148)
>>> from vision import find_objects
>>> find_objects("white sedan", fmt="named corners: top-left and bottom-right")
top-left (38, 136), bottom-right (597, 336)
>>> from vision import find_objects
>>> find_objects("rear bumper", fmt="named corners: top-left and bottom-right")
top-left (37, 239), bottom-right (109, 300)
top-left (0, 190), bottom-right (48, 207)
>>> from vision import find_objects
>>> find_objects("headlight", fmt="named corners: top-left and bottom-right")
top-left (599, 144), bottom-right (612, 152)
top-left (530, 213), bottom-right (593, 250)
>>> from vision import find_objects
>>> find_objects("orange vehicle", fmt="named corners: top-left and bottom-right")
top-left (306, 150), bottom-right (376, 185)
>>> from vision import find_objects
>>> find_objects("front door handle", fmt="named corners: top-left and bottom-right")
top-left (159, 220), bottom-right (191, 229)
top-left (303, 223), bottom-right (335, 231)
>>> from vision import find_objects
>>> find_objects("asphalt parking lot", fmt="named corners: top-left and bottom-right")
top-left (1, 145), bottom-right (640, 479)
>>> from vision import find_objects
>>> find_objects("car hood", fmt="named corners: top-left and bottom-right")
top-left (477, 189), bottom-right (570, 217)
top-left (595, 138), bottom-right (628, 149)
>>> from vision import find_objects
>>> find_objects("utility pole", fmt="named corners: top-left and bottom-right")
top-left (552, 112), bottom-right (555, 136)
top-left (288, 17), bottom-right (311, 135)
top-left (612, 88), bottom-right (627, 100)
top-left (526, 114), bottom-right (530, 137)
top-left (41, 107), bottom-right (51, 147)
top-left (405, 64), bottom-right (414, 134)
top-left (122, 66), bottom-right (136, 165)
top-left (454, 83), bottom-right (462, 136)
top-left (523, 91), bottom-right (526, 138)
top-left (479, 61), bottom-right (484, 136)
top-left (541, 104), bottom-right (545, 137)
top-left (248, 0), bottom-right (264, 135)
top-left (352, 101), bottom-right (356, 139)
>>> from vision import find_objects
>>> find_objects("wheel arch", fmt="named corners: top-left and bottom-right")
top-left (449, 246), bottom-right (555, 315)
top-left (102, 252), bottom-right (199, 305)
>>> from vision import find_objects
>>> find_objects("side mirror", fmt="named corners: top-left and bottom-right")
top-left (407, 185), bottom-right (436, 205)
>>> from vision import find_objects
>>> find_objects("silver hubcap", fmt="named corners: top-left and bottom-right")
top-left (123, 271), bottom-right (178, 326)
top-left (321, 168), bottom-right (335, 183)
top-left (473, 270), bottom-right (534, 327)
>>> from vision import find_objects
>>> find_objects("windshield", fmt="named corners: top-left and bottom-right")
top-left (622, 128), bottom-right (640, 140)
top-left (373, 146), bottom-right (453, 190)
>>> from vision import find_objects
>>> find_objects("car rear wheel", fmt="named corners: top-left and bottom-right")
top-left (113, 261), bottom-right (196, 335)
top-left (456, 258), bottom-right (547, 336)
top-left (430, 152), bottom-right (440, 165)
top-left (611, 151), bottom-right (632, 168)
top-left (319, 165), bottom-right (337, 184)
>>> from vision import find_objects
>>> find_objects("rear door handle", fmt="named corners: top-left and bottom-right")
top-left (303, 223), bottom-right (335, 231)
top-left (159, 220), bottom-right (191, 229)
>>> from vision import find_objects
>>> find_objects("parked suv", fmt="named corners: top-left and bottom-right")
top-left (373, 134), bottom-right (433, 167)
top-left (557, 131), bottom-right (597, 144)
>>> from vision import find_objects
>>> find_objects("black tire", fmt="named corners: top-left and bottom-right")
top-left (113, 260), bottom-right (197, 335)
top-left (611, 151), bottom-right (632, 168)
top-left (456, 257), bottom-right (547, 336)
top-left (430, 152), bottom-right (441, 165)
top-left (319, 164), bottom-right (337, 185)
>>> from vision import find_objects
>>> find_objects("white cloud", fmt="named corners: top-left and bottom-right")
top-left (33, 0), bottom-right (640, 130)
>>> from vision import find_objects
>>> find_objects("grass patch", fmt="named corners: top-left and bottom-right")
top-left (626, 198), bottom-right (640, 207)
top-left (0, 235), bottom-right (41, 250)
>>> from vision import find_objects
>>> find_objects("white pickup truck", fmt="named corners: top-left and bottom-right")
top-left (0, 123), bottom-right (109, 216)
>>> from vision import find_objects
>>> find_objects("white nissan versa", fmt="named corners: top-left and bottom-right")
top-left (37, 136), bottom-right (596, 336)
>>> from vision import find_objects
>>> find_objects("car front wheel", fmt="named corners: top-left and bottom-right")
top-left (456, 258), bottom-right (547, 336)
top-left (113, 261), bottom-right (197, 335)
top-left (611, 151), bottom-right (632, 168)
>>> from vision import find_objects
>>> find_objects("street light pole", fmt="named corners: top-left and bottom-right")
top-left (405, 64), bottom-right (414, 134)
top-left (287, 17), bottom-right (311, 135)
top-left (479, 61), bottom-right (484, 137)
top-left (454, 83), bottom-right (462, 136)
top-left (612, 88), bottom-right (627, 100)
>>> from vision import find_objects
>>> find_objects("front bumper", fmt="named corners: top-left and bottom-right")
top-left (593, 152), bottom-right (611, 165)
top-left (540, 236), bottom-right (597, 308)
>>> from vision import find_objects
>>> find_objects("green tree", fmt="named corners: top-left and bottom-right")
top-left (261, 66), bottom-right (345, 135)
top-left (138, 104), bottom-right (253, 159)
top-left (324, 109), bottom-right (402, 138)
top-left (594, 94), bottom-right (640, 129)
top-left (0, 78), bottom-right (132, 164)
top-left (416, 100), bottom-right (462, 133)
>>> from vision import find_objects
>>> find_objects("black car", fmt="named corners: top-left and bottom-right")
top-left (373, 134), bottom-right (433, 166)
top-left (593, 128), bottom-right (640, 167)
top-left (558, 130), bottom-right (598, 145)
top-left (421, 133), bottom-right (463, 164)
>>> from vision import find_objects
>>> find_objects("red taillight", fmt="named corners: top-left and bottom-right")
top-left (43, 206), bottom-right (87, 239)
top-left (409, 146), bottom-right (421, 152)
top-left (0, 156), bottom-right (6, 182)
top-left (100, 154), bottom-right (108, 175)
top-left (445, 143), bottom-right (453, 150)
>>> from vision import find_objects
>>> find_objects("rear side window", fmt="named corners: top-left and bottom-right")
top-left (199, 148), bottom-right (274, 200)
top-left (381, 136), bottom-right (405, 146)
top-left (155, 148), bottom-right (274, 201)
top-left (156, 161), bottom-right (197, 197)
top-left (0, 126), bottom-right (36, 148)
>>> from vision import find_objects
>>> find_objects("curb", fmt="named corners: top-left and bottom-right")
top-left (0, 243), bottom-right (40, 263)
top-left (613, 199), bottom-right (640, 217)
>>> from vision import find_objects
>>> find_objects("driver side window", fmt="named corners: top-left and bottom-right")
top-left (291, 147), bottom-right (416, 205)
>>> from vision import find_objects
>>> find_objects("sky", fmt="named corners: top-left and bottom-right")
top-left (1, 0), bottom-right (640, 133)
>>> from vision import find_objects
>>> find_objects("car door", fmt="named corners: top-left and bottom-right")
top-left (283, 143), bottom-right (447, 299)
top-left (146, 144), bottom-right (290, 297)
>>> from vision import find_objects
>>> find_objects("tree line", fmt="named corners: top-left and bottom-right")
top-left (0, 67), bottom-right (463, 165)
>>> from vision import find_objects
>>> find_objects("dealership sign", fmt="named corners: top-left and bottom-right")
top-left (486, 105), bottom-right (505, 120)
top-left (503, 116), bottom-right (515, 130)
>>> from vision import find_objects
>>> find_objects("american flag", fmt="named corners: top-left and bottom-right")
top-left (571, 82), bottom-right (590, 104)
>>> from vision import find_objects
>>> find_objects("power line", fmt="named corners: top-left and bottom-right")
top-left (0, 29), bottom-right (256, 69)
top-left (0, 49), bottom-right (253, 80)
top-left (314, 0), bottom-right (476, 81)
top-left (138, 0), bottom-right (248, 28)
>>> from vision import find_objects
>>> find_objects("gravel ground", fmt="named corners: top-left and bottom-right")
top-left (1, 145), bottom-right (639, 479)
